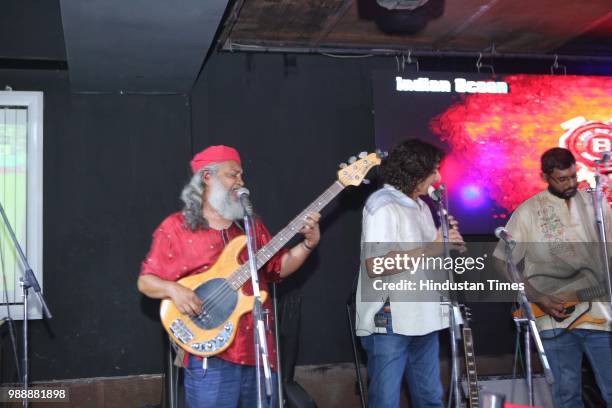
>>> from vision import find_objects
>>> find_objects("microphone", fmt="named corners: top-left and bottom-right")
top-left (495, 227), bottom-right (516, 248)
top-left (236, 187), bottom-right (254, 216)
top-left (428, 184), bottom-right (445, 203)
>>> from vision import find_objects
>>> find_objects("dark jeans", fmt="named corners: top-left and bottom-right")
top-left (360, 312), bottom-right (444, 408)
top-left (541, 328), bottom-right (612, 408)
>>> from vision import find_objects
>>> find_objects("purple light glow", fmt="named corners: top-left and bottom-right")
top-left (460, 184), bottom-right (486, 208)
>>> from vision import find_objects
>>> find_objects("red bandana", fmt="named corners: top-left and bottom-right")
top-left (190, 145), bottom-right (241, 173)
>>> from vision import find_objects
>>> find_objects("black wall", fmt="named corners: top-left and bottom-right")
top-left (0, 69), bottom-right (192, 380)
top-left (0, 53), bottom-right (608, 381)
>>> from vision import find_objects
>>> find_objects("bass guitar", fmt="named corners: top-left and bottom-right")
top-left (160, 152), bottom-right (382, 357)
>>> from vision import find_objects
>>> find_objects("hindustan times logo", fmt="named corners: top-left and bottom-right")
top-left (371, 253), bottom-right (487, 275)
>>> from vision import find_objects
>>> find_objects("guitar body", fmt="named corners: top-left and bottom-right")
top-left (529, 301), bottom-right (578, 318)
top-left (513, 301), bottom-right (607, 330)
top-left (160, 235), bottom-right (268, 357)
top-left (511, 276), bottom-right (609, 331)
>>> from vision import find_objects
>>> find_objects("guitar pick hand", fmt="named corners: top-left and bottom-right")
top-left (170, 283), bottom-right (204, 316)
top-left (535, 294), bottom-right (571, 320)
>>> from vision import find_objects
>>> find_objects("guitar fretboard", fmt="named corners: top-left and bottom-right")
top-left (463, 328), bottom-right (479, 408)
top-left (227, 181), bottom-right (345, 290)
top-left (576, 285), bottom-right (607, 302)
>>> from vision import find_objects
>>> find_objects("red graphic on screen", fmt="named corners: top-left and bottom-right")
top-left (431, 75), bottom-right (612, 213)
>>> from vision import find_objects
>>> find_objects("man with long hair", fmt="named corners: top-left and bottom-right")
top-left (355, 139), bottom-right (464, 407)
top-left (138, 145), bottom-right (320, 407)
top-left (494, 147), bottom-right (612, 407)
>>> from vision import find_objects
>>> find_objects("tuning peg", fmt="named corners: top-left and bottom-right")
top-left (358, 151), bottom-right (368, 159)
top-left (339, 163), bottom-right (348, 169)
top-left (376, 149), bottom-right (388, 158)
top-left (348, 156), bottom-right (357, 164)
top-left (362, 179), bottom-right (370, 185)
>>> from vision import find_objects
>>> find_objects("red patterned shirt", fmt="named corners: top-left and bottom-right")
top-left (140, 212), bottom-right (286, 368)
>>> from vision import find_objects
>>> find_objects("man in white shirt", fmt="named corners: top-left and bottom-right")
top-left (494, 147), bottom-right (612, 408)
top-left (356, 139), bottom-right (464, 408)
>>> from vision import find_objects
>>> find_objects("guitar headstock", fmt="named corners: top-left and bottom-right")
top-left (337, 151), bottom-right (386, 187)
top-left (461, 305), bottom-right (473, 327)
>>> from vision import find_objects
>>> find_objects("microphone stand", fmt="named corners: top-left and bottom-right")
top-left (243, 210), bottom-right (273, 408)
top-left (0, 201), bottom-right (52, 408)
top-left (432, 185), bottom-right (462, 408)
top-left (592, 157), bottom-right (612, 309)
top-left (502, 240), bottom-right (555, 402)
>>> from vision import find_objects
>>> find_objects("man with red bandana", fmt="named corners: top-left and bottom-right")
top-left (138, 145), bottom-right (321, 407)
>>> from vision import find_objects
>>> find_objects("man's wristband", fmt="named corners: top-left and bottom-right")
top-left (302, 241), bottom-right (315, 251)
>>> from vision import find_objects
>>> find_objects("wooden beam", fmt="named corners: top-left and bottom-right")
top-left (310, 0), bottom-right (356, 48)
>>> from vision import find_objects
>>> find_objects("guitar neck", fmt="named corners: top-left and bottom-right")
top-left (463, 327), bottom-right (479, 408)
top-left (575, 285), bottom-right (607, 302)
top-left (228, 181), bottom-right (345, 289)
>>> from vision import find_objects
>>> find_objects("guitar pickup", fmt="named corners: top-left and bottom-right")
top-left (170, 319), bottom-right (194, 344)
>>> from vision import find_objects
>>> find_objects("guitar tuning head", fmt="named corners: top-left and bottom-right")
top-left (339, 163), bottom-right (348, 169)
top-left (358, 151), bottom-right (368, 159)
top-left (362, 179), bottom-right (370, 185)
top-left (375, 149), bottom-right (388, 159)
top-left (348, 156), bottom-right (357, 164)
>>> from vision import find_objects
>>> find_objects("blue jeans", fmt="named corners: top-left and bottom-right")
top-left (360, 313), bottom-right (443, 408)
top-left (184, 356), bottom-right (278, 408)
top-left (541, 329), bottom-right (612, 408)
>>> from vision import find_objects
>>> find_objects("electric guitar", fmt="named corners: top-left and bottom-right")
top-left (512, 285), bottom-right (607, 330)
top-left (160, 152), bottom-right (383, 357)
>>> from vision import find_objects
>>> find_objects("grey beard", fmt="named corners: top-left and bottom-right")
top-left (208, 179), bottom-right (246, 221)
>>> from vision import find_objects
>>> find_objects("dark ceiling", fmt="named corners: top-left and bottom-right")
top-left (0, 0), bottom-right (230, 93)
top-left (59, 0), bottom-right (230, 93)
top-left (1, 0), bottom-right (610, 93)
top-left (220, 0), bottom-right (612, 57)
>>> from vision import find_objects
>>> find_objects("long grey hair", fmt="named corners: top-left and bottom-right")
top-left (180, 164), bottom-right (218, 231)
